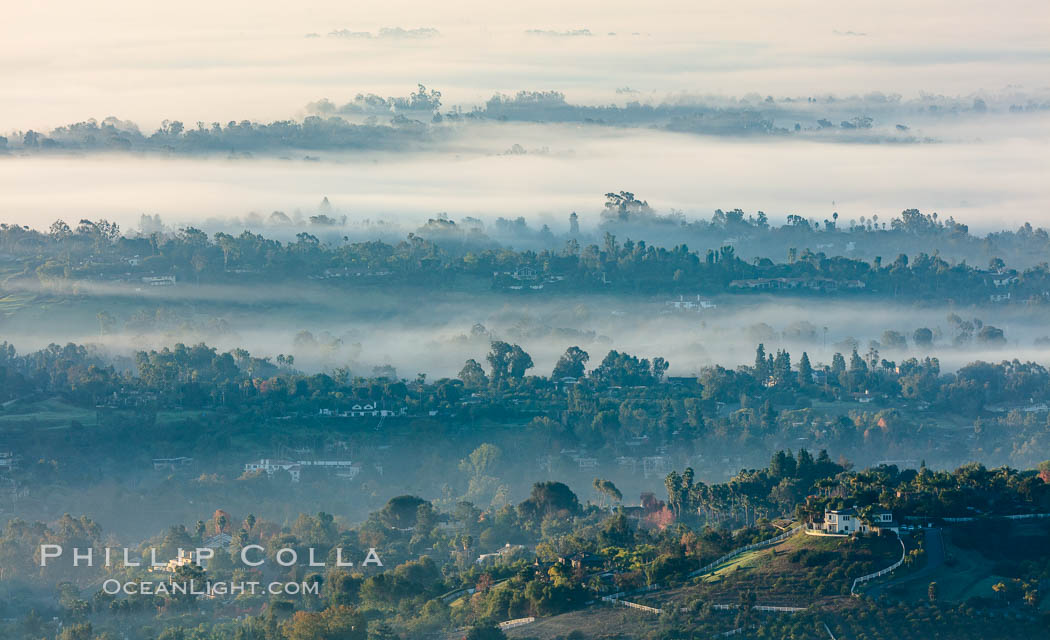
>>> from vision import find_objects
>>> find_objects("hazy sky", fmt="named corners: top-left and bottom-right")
top-left (2, 0), bottom-right (1048, 233)
top-left (4, 0), bottom-right (1049, 129)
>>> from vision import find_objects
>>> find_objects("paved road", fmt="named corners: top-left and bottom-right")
top-left (866, 528), bottom-right (944, 599)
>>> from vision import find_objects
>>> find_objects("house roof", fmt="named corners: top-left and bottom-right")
top-left (825, 507), bottom-right (859, 516)
top-left (204, 533), bottom-right (233, 549)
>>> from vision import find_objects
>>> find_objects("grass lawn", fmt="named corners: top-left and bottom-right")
top-left (649, 532), bottom-right (901, 611)
top-left (0, 397), bottom-right (97, 430)
top-left (701, 546), bottom-right (775, 583)
top-left (501, 605), bottom-right (674, 640)
top-left (504, 533), bottom-right (902, 638)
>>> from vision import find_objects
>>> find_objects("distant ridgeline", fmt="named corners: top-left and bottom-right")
top-left (5, 87), bottom-right (1043, 155)
top-left (2, 206), bottom-right (1050, 304)
top-left (2, 115), bottom-right (435, 155)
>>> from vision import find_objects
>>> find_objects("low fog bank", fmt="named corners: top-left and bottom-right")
top-left (2, 282), bottom-right (1047, 379)
top-left (2, 114), bottom-right (1048, 238)
top-left (5, 87), bottom-right (1049, 158)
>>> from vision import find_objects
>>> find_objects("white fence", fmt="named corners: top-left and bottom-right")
top-left (601, 584), bottom-right (663, 615)
top-left (498, 617), bottom-right (535, 630)
top-left (803, 526), bottom-right (848, 537)
top-left (719, 626), bottom-right (760, 637)
top-left (922, 512), bottom-right (1050, 524)
top-left (689, 525), bottom-right (804, 578)
top-left (604, 599), bottom-right (662, 615)
top-left (850, 534), bottom-right (907, 596)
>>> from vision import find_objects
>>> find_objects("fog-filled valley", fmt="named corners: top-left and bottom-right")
top-left (4, 95), bottom-right (1050, 234)
top-left (3, 211), bottom-right (1050, 536)
top-left (2, 1), bottom-right (1050, 638)
top-left (4, 279), bottom-right (1050, 378)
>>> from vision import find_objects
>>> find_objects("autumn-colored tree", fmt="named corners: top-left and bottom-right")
top-left (213, 509), bottom-right (231, 535)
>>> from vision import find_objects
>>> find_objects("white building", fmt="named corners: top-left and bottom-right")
top-left (823, 507), bottom-right (859, 533)
top-left (642, 456), bottom-right (672, 479)
top-left (159, 548), bottom-right (202, 573)
top-left (244, 458), bottom-right (362, 483)
top-left (823, 507), bottom-right (898, 534)
top-left (152, 457), bottom-right (193, 471)
top-left (319, 404), bottom-right (407, 418)
top-left (299, 459), bottom-right (362, 480)
top-left (476, 543), bottom-right (525, 565)
top-left (511, 266), bottom-right (537, 281)
top-left (158, 534), bottom-right (231, 573)
top-left (575, 457), bottom-right (599, 471)
top-left (0, 452), bottom-right (18, 472)
top-left (665, 294), bottom-right (716, 311)
top-left (244, 459), bottom-right (302, 482)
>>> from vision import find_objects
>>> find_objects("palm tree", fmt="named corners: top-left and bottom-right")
top-left (593, 479), bottom-right (622, 508)
top-left (665, 471), bottom-right (683, 518)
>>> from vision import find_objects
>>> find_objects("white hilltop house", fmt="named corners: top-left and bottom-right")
top-left (819, 506), bottom-right (899, 535)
